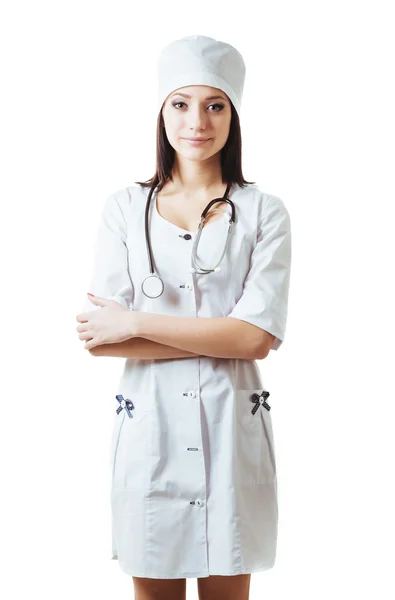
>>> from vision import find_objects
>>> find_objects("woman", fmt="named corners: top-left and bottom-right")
top-left (76, 35), bottom-right (292, 600)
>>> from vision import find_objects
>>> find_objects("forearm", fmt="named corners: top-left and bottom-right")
top-left (89, 337), bottom-right (201, 359)
top-left (134, 313), bottom-right (264, 360)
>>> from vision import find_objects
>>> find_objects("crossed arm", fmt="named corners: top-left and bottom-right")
top-left (88, 313), bottom-right (275, 361)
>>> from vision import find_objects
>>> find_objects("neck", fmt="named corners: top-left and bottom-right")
top-left (168, 156), bottom-right (223, 195)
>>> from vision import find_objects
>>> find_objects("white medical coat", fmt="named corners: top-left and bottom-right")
top-left (80, 182), bottom-right (292, 579)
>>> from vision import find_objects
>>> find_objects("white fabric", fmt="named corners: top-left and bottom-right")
top-left (157, 35), bottom-right (246, 116)
top-left (80, 183), bottom-right (292, 578)
top-left (80, 194), bottom-right (134, 314)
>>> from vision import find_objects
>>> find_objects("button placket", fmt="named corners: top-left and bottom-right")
top-left (178, 265), bottom-right (201, 510)
top-left (183, 390), bottom-right (203, 505)
top-left (190, 499), bottom-right (204, 506)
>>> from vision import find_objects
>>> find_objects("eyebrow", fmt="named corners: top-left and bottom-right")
top-left (170, 92), bottom-right (228, 102)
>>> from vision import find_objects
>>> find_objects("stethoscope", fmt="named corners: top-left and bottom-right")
top-left (142, 181), bottom-right (236, 298)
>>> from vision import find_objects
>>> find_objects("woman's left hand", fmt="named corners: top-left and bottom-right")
top-left (76, 295), bottom-right (139, 350)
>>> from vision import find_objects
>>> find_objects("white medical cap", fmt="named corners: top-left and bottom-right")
top-left (156, 35), bottom-right (246, 117)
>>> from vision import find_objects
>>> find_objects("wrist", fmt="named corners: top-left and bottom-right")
top-left (128, 309), bottom-right (145, 338)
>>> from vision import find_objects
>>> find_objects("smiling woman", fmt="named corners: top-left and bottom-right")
top-left (135, 50), bottom-right (254, 196)
top-left (157, 85), bottom-right (233, 191)
top-left (79, 34), bottom-right (292, 599)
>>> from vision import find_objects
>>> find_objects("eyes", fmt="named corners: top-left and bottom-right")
top-left (171, 101), bottom-right (225, 112)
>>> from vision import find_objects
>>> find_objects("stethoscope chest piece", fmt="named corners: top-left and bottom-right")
top-left (141, 274), bottom-right (164, 298)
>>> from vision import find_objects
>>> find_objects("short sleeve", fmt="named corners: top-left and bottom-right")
top-left (80, 193), bottom-right (134, 314)
top-left (227, 195), bottom-right (292, 351)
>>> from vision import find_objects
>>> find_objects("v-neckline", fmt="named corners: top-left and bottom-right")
top-left (152, 186), bottom-right (235, 235)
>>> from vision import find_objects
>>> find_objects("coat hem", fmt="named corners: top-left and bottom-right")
top-left (111, 554), bottom-right (275, 578)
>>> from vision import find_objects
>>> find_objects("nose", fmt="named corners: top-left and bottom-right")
top-left (188, 104), bottom-right (209, 130)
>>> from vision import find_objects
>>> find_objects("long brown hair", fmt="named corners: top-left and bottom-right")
top-left (135, 100), bottom-right (255, 193)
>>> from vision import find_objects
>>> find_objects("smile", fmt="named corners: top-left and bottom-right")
top-left (183, 138), bottom-right (211, 145)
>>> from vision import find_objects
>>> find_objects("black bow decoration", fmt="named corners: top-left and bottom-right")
top-left (250, 390), bottom-right (271, 414)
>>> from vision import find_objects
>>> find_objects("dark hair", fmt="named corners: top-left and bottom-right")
top-left (135, 100), bottom-right (255, 193)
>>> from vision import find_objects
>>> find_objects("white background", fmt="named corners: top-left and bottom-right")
top-left (1, 1), bottom-right (394, 598)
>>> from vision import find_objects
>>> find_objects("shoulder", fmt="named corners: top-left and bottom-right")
top-left (106, 183), bottom-right (147, 219)
top-left (254, 186), bottom-right (291, 235)
top-left (111, 183), bottom-right (145, 207)
top-left (236, 183), bottom-right (291, 229)
top-left (253, 185), bottom-right (290, 219)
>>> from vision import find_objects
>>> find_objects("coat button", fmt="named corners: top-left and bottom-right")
top-left (187, 390), bottom-right (196, 398)
top-left (195, 499), bottom-right (203, 507)
top-left (186, 284), bottom-right (193, 291)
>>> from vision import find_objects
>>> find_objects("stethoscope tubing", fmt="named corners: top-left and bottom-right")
top-left (142, 181), bottom-right (236, 298)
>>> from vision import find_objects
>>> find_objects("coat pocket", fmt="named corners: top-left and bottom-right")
top-left (235, 389), bottom-right (277, 485)
top-left (110, 392), bottom-right (151, 489)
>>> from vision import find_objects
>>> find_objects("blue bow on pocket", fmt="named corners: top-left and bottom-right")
top-left (115, 394), bottom-right (135, 418)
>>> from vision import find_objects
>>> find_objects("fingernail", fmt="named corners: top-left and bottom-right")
top-left (87, 293), bottom-right (94, 296)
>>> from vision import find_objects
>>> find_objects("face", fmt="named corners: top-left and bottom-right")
top-left (161, 85), bottom-right (232, 161)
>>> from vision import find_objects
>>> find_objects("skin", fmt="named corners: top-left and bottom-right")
top-left (132, 572), bottom-right (251, 600)
top-left (160, 84), bottom-right (232, 198)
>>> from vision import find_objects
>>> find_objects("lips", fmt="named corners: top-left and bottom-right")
top-left (183, 137), bottom-right (211, 146)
